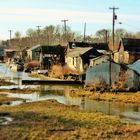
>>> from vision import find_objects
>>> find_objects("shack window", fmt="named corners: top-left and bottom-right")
top-left (35, 52), bottom-right (39, 57)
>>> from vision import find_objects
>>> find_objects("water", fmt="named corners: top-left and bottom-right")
top-left (0, 63), bottom-right (140, 124)
top-left (0, 63), bottom-right (38, 85)
top-left (7, 85), bottom-right (140, 116)
top-left (0, 117), bottom-right (13, 125)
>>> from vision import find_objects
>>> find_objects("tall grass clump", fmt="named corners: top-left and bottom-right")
top-left (49, 65), bottom-right (79, 79)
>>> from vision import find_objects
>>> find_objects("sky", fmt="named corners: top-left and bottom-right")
top-left (0, 0), bottom-right (140, 40)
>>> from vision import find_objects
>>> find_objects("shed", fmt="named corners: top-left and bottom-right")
top-left (27, 44), bottom-right (66, 69)
top-left (65, 47), bottom-right (102, 73)
top-left (114, 38), bottom-right (140, 64)
top-left (26, 45), bottom-right (40, 61)
top-left (86, 61), bottom-right (140, 90)
top-left (4, 48), bottom-right (18, 59)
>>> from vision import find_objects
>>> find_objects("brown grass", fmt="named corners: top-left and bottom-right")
top-left (0, 93), bottom-right (22, 105)
top-left (69, 87), bottom-right (140, 105)
top-left (25, 60), bottom-right (40, 69)
top-left (0, 100), bottom-right (140, 139)
top-left (49, 65), bottom-right (79, 79)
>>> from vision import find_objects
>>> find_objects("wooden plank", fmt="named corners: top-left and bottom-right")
top-left (22, 80), bottom-right (83, 85)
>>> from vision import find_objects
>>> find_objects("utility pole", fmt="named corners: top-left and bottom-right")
top-left (8, 30), bottom-right (12, 47)
top-left (36, 25), bottom-right (41, 44)
top-left (61, 19), bottom-right (68, 43)
top-left (61, 19), bottom-right (68, 34)
top-left (105, 30), bottom-right (108, 44)
top-left (83, 22), bottom-right (86, 42)
top-left (109, 7), bottom-right (119, 51)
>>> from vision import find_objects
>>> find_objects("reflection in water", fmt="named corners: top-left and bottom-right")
top-left (80, 96), bottom-right (85, 110)
top-left (7, 85), bottom-right (140, 118)
top-left (0, 63), bottom-right (140, 123)
top-left (82, 99), bottom-right (139, 116)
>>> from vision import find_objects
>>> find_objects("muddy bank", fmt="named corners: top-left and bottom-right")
top-left (0, 79), bottom-right (15, 86)
top-left (0, 87), bottom-right (39, 94)
top-left (0, 93), bottom-right (23, 106)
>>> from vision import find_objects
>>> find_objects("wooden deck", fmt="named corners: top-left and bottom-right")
top-left (22, 80), bottom-right (83, 85)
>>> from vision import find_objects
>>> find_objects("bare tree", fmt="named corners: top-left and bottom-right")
top-left (95, 29), bottom-right (111, 43)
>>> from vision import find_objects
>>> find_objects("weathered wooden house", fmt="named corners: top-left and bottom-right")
top-left (86, 61), bottom-right (140, 90)
top-left (114, 38), bottom-right (140, 64)
top-left (65, 47), bottom-right (102, 73)
top-left (27, 44), bottom-right (66, 69)
top-left (66, 42), bottom-right (110, 73)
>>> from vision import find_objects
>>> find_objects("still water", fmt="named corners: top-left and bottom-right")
top-left (0, 63), bottom-right (38, 88)
top-left (0, 63), bottom-right (140, 123)
top-left (7, 85), bottom-right (140, 117)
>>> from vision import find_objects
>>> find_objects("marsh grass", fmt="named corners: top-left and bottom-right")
top-left (0, 93), bottom-right (22, 105)
top-left (0, 100), bottom-right (140, 139)
top-left (69, 87), bottom-right (140, 105)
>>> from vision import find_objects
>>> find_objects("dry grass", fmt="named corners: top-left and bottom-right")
top-left (69, 87), bottom-right (140, 105)
top-left (49, 65), bottom-right (79, 79)
top-left (89, 92), bottom-right (140, 104)
top-left (25, 60), bottom-right (40, 69)
top-left (0, 100), bottom-right (140, 139)
top-left (0, 93), bottom-right (22, 105)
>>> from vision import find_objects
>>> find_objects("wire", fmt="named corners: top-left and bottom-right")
top-left (120, 22), bottom-right (140, 30)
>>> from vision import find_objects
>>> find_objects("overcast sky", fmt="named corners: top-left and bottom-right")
top-left (0, 0), bottom-right (140, 40)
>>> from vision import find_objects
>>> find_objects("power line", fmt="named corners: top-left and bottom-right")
top-left (122, 22), bottom-right (140, 30)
